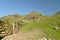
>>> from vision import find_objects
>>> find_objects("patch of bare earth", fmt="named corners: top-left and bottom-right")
top-left (2, 28), bottom-right (45, 40)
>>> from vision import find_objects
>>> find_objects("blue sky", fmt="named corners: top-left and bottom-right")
top-left (0, 0), bottom-right (60, 17)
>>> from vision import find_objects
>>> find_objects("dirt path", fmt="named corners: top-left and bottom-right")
top-left (2, 29), bottom-right (45, 40)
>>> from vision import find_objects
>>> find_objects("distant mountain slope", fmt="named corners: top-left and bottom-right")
top-left (54, 11), bottom-right (60, 16)
top-left (24, 12), bottom-right (46, 22)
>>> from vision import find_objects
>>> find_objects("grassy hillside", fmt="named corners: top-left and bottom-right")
top-left (0, 11), bottom-right (60, 40)
top-left (21, 20), bottom-right (60, 40)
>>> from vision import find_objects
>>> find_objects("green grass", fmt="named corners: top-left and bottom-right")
top-left (21, 20), bottom-right (60, 40)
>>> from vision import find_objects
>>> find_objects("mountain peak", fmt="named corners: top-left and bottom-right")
top-left (28, 11), bottom-right (42, 16)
